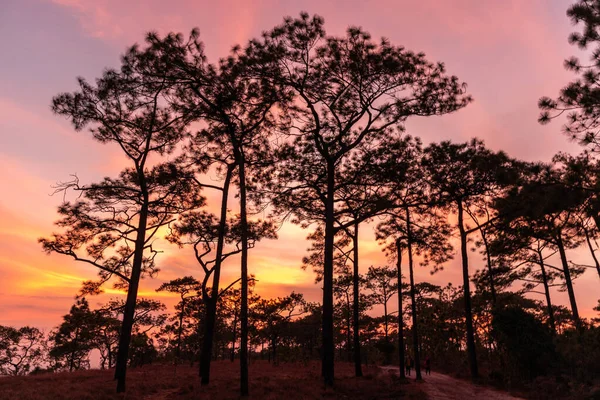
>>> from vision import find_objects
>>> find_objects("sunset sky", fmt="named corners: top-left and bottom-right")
top-left (1, 0), bottom-right (598, 332)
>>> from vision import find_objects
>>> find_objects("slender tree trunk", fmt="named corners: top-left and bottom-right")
top-left (352, 221), bottom-right (363, 377)
top-left (457, 201), bottom-right (478, 380)
top-left (106, 344), bottom-right (112, 369)
top-left (480, 230), bottom-right (497, 306)
top-left (396, 239), bottom-right (405, 379)
top-left (175, 297), bottom-right (185, 369)
top-left (200, 164), bottom-right (233, 384)
top-left (115, 191), bottom-right (148, 393)
top-left (230, 311), bottom-right (238, 362)
top-left (322, 160), bottom-right (335, 387)
top-left (537, 248), bottom-right (556, 335)
top-left (593, 214), bottom-right (600, 235)
top-left (584, 228), bottom-right (600, 280)
top-left (346, 293), bottom-right (351, 363)
top-left (238, 153), bottom-right (249, 396)
top-left (406, 208), bottom-right (422, 380)
top-left (556, 233), bottom-right (582, 332)
top-left (384, 288), bottom-right (389, 341)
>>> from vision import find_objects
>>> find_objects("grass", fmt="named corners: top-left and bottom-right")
top-left (0, 360), bottom-right (426, 399)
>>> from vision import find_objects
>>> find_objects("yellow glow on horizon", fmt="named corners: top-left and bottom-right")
top-left (252, 264), bottom-right (311, 286)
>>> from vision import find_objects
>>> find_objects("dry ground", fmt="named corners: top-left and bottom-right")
top-left (0, 361), bottom-right (426, 400)
top-left (419, 372), bottom-right (524, 400)
top-left (379, 366), bottom-right (524, 400)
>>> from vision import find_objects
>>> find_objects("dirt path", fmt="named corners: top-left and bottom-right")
top-left (379, 367), bottom-right (524, 400)
top-left (142, 388), bottom-right (179, 400)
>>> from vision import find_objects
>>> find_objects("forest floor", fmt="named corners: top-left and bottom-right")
top-left (0, 360), bottom-right (426, 400)
top-left (379, 366), bottom-right (524, 400)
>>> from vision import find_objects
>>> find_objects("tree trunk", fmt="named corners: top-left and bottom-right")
top-left (114, 189), bottom-right (148, 392)
top-left (457, 201), bottom-right (478, 380)
top-left (537, 247), bottom-right (556, 335)
top-left (352, 221), bottom-right (363, 377)
top-left (556, 233), bottom-right (582, 332)
top-left (406, 208), bottom-right (422, 380)
top-left (108, 342), bottom-right (113, 369)
top-left (584, 227), bottom-right (600, 281)
top-left (175, 297), bottom-right (185, 369)
top-left (346, 292), bottom-right (351, 363)
top-left (199, 164), bottom-right (233, 384)
top-left (322, 160), bottom-right (335, 387)
top-left (480, 230), bottom-right (496, 306)
top-left (396, 239), bottom-right (405, 379)
top-left (593, 214), bottom-right (600, 236)
top-left (238, 153), bottom-right (249, 396)
top-left (383, 288), bottom-right (389, 341)
top-left (230, 310), bottom-right (238, 362)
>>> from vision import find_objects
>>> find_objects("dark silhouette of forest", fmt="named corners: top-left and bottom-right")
top-left (3, 2), bottom-right (600, 399)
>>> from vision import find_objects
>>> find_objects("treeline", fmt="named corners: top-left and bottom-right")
top-left (3, 273), bottom-right (600, 397)
top-left (6, 0), bottom-right (600, 396)
top-left (0, 279), bottom-right (426, 375)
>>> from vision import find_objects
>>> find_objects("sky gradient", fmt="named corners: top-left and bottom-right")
top-left (1, 0), bottom-right (598, 332)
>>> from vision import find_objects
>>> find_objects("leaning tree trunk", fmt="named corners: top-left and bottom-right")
top-left (593, 214), bottom-right (600, 236)
top-left (457, 201), bottom-right (478, 380)
top-left (583, 227), bottom-right (600, 281)
top-left (406, 208), bottom-right (422, 380)
top-left (115, 196), bottom-right (149, 393)
top-left (396, 239), bottom-right (405, 379)
top-left (322, 159), bottom-right (336, 387)
top-left (238, 151), bottom-right (250, 396)
top-left (352, 221), bottom-right (363, 377)
top-left (536, 248), bottom-right (556, 335)
top-left (556, 232), bottom-right (582, 332)
top-left (200, 164), bottom-right (233, 384)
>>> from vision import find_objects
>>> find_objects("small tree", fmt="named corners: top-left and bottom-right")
top-left (49, 298), bottom-right (96, 372)
top-left (92, 310), bottom-right (121, 370)
top-left (0, 326), bottom-right (45, 376)
top-left (156, 276), bottom-right (199, 367)
top-left (252, 292), bottom-right (306, 364)
top-left (492, 307), bottom-right (556, 383)
top-left (366, 266), bottom-right (398, 345)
